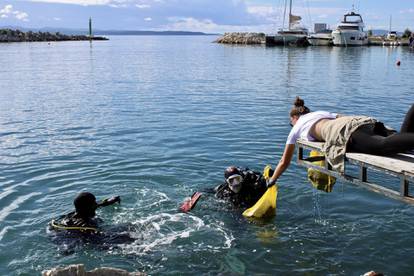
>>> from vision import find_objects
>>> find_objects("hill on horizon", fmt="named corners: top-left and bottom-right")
top-left (0, 26), bottom-right (218, 36)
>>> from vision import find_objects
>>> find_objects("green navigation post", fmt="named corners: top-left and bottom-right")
top-left (89, 17), bottom-right (93, 42)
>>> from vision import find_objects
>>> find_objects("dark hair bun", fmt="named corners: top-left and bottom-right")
top-left (294, 96), bottom-right (305, 107)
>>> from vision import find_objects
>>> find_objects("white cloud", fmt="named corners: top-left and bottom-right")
top-left (0, 4), bottom-right (29, 21)
top-left (28, 0), bottom-right (112, 5)
top-left (15, 12), bottom-right (29, 21)
top-left (144, 17), bottom-right (152, 21)
top-left (162, 16), bottom-right (274, 33)
top-left (0, 4), bottom-right (13, 14)
top-left (247, 4), bottom-right (342, 20)
top-left (399, 8), bottom-right (414, 14)
top-left (28, 0), bottom-right (154, 6)
top-left (136, 4), bottom-right (150, 9)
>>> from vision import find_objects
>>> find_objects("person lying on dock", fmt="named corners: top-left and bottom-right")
top-left (266, 97), bottom-right (414, 187)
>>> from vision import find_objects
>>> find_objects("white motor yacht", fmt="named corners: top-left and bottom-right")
top-left (332, 11), bottom-right (368, 46)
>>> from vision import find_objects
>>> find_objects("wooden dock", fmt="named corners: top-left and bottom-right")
top-left (296, 139), bottom-right (414, 204)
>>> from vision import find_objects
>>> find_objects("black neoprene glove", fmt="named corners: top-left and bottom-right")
top-left (98, 196), bottom-right (121, 207)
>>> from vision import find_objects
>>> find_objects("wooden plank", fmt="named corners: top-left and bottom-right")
top-left (297, 158), bottom-right (414, 204)
top-left (296, 139), bottom-right (414, 204)
top-left (346, 152), bottom-right (414, 174)
top-left (297, 140), bottom-right (323, 151)
top-left (297, 139), bottom-right (414, 175)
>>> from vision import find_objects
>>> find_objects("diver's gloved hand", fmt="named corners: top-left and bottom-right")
top-left (98, 196), bottom-right (121, 207)
top-left (266, 178), bottom-right (276, 188)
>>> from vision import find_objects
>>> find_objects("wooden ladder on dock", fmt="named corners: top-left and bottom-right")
top-left (296, 139), bottom-right (414, 204)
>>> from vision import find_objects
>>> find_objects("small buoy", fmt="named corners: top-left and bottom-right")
top-left (396, 60), bottom-right (401, 66)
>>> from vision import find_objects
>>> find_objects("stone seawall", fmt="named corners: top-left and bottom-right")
top-left (0, 29), bottom-right (108, 42)
top-left (215, 32), bottom-right (265, 44)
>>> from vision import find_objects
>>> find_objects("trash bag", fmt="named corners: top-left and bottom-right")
top-left (242, 165), bottom-right (277, 218)
top-left (307, 150), bottom-right (336, 193)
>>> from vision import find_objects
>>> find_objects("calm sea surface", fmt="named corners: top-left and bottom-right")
top-left (0, 36), bottom-right (413, 275)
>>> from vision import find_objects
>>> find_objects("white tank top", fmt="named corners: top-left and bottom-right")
top-left (286, 111), bottom-right (337, 145)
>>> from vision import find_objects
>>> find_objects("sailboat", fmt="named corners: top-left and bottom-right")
top-left (266, 0), bottom-right (309, 46)
top-left (386, 15), bottom-right (398, 40)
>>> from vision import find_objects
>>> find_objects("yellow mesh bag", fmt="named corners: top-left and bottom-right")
top-left (242, 165), bottom-right (277, 218)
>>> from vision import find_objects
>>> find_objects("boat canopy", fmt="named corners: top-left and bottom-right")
top-left (342, 12), bottom-right (363, 23)
top-left (338, 25), bottom-right (360, 31)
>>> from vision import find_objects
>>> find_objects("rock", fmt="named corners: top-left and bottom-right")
top-left (215, 32), bottom-right (265, 45)
top-left (42, 264), bottom-right (145, 276)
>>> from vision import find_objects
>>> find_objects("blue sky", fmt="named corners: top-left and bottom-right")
top-left (0, 0), bottom-right (413, 32)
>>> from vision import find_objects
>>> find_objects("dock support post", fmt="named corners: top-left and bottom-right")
top-left (360, 166), bottom-right (367, 182)
top-left (400, 177), bottom-right (409, 196)
top-left (298, 146), bottom-right (303, 162)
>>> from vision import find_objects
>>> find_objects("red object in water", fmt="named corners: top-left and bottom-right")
top-left (180, 192), bottom-right (202, 213)
top-left (396, 60), bottom-right (401, 66)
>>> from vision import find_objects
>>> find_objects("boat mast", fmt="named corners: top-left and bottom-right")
top-left (288, 0), bottom-right (292, 30)
top-left (282, 0), bottom-right (288, 30)
top-left (389, 15), bottom-right (392, 32)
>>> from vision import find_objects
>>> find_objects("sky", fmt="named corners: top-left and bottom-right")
top-left (0, 0), bottom-right (413, 33)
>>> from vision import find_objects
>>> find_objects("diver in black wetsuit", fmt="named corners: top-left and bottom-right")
top-left (48, 192), bottom-right (136, 251)
top-left (49, 192), bottom-right (121, 233)
top-left (49, 192), bottom-right (138, 245)
top-left (214, 166), bottom-right (269, 208)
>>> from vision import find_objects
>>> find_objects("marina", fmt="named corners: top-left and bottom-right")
top-left (218, 1), bottom-right (414, 48)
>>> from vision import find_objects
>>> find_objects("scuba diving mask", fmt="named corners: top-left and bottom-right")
top-left (227, 174), bottom-right (243, 193)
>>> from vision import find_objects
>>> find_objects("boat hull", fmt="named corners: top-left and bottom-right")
top-left (332, 30), bottom-right (368, 46)
top-left (265, 34), bottom-right (309, 46)
top-left (307, 35), bottom-right (332, 46)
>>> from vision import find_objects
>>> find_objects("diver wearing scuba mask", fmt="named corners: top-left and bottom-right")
top-left (214, 166), bottom-right (269, 208)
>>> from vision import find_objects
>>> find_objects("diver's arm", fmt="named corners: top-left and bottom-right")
top-left (98, 196), bottom-right (121, 207)
top-left (268, 144), bottom-right (295, 187)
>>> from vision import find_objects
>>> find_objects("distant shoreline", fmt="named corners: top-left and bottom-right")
top-left (95, 30), bottom-right (218, 36)
top-left (0, 27), bottom-right (219, 37)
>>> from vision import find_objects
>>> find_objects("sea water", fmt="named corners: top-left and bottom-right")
top-left (0, 36), bottom-right (413, 275)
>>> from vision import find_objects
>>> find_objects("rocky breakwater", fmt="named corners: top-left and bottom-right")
top-left (0, 29), bottom-right (108, 42)
top-left (215, 32), bottom-right (265, 45)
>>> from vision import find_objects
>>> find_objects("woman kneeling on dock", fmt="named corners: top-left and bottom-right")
top-left (267, 97), bottom-right (414, 187)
